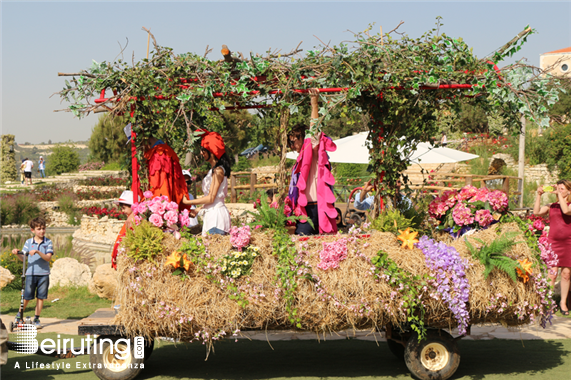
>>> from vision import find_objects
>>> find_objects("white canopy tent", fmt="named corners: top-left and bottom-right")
top-left (285, 132), bottom-right (479, 164)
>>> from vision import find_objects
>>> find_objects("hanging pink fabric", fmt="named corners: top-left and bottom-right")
top-left (316, 133), bottom-right (338, 234)
top-left (289, 133), bottom-right (338, 233)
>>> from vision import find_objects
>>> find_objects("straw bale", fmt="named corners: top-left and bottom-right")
top-left (113, 222), bottom-right (550, 343)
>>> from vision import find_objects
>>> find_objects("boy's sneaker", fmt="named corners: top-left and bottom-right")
top-left (15, 312), bottom-right (22, 321)
top-left (33, 318), bottom-right (42, 329)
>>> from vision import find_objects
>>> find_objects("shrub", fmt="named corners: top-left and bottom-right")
top-left (47, 145), bottom-right (81, 175)
top-left (57, 193), bottom-right (81, 225)
top-left (371, 208), bottom-right (416, 235)
top-left (77, 176), bottom-right (127, 187)
top-left (0, 249), bottom-right (24, 290)
top-left (545, 123), bottom-right (571, 176)
top-left (123, 221), bottom-right (164, 264)
top-left (81, 205), bottom-right (126, 220)
top-left (101, 162), bottom-right (122, 171)
top-left (8, 193), bottom-right (41, 224)
top-left (79, 162), bottom-right (105, 171)
top-left (0, 198), bottom-right (11, 226)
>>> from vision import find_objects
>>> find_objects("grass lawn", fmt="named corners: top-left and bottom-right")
top-left (2, 334), bottom-right (571, 380)
top-left (1, 286), bottom-right (112, 320)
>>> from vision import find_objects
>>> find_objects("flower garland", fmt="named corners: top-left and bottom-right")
top-left (416, 236), bottom-right (471, 335)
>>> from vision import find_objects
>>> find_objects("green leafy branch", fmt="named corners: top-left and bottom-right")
top-left (464, 231), bottom-right (523, 282)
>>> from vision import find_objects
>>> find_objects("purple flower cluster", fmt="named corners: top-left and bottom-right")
top-left (416, 236), bottom-right (471, 335)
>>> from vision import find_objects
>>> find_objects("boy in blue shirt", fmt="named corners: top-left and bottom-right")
top-left (11, 217), bottom-right (53, 328)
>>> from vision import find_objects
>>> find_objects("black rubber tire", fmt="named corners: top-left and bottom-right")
top-left (143, 338), bottom-right (154, 361)
top-left (404, 329), bottom-right (460, 380)
top-left (90, 335), bottom-right (144, 380)
top-left (387, 338), bottom-right (405, 360)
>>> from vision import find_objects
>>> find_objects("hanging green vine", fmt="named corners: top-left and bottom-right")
top-left (56, 20), bottom-right (563, 193)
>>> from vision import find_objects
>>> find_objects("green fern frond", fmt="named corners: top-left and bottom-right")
top-left (464, 231), bottom-right (523, 282)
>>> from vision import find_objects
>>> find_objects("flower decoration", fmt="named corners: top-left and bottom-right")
top-left (416, 236), bottom-right (470, 335)
top-left (132, 192), bottom-right (194, 233)
top-left (220, 246), bottom-right (259, 278)
top-left (516, 258), bottom-right (533, 283)
top-left (229, 224), bottom-right (251, 251)
top-left (397, 228), bottom-right (419, 250)
top-left (317, 238), bottom-right (348, 270)
top-left (164, 251), bottom-right (182, 269)
top-left (428, 185), bottom-right (509, 236)
top-left (164, 251), bottom-right (192, 272)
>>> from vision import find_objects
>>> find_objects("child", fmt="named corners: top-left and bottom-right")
top-left (111, 191), bottom-right (135, 270)
top-left (11, 217), bottom-right (53, 328)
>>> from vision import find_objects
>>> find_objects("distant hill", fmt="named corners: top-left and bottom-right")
top-left (14, 143), bottom-right (91, 169)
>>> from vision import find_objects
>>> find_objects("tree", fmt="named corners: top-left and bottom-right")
top-left (456, 103), bottom-right (489, 134)
top-left (549, 80), bottom-right (571, 124)
top-left (88, 114), bottom-right (128, 163)
top-left (47, 145), bottom-right (80, 175)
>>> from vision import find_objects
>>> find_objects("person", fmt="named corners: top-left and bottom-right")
top-left (11, 217), bottom-right (54, 328)
top-left (286, 88), bottom-right (338, 235)
top-left (38, 156), bottom-right (46, 178)
top-left (266, 188), bottom-right (279, 208)
top-left (143, 136), bottom-right (190, 211)
top-left (354, 179), bottom-right (412, 212)
top-left (441, 133), bottom-right (448, 147)
top-left (534, 179), bottom-right (571, 315)
top-left (182, 170), bottom-right (199, 228)
top-left (111, 191), bottom-right (135, 270)
top-left (354, 179), bottom-right (376, 211)
top-left (19, 159), bottom-right (26, 184)
top-left (23, 157), bottom-right (34, 186)
top-left (182, 130), bottom-right (232, 235)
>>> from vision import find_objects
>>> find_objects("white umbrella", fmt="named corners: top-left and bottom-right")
top-left (286, 132), bottom-right (478, 164)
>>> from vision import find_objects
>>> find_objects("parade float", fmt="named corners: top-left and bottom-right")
top-left (54, 21), bottom-right (563, 380)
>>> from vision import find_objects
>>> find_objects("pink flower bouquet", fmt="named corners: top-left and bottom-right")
top-left (428, 185), bottom-right (509, 235)
top-left (132, 192), bottom-right (194, 234)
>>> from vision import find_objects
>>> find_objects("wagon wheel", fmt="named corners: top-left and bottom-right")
top-left (90, 335), bottom-right (144, 380)
top-left (143, 337), bottom-right (154, 361)
top-left (404, 329), bottom-right (460, 380)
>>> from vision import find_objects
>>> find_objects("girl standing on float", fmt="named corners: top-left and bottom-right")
top-left (182, 130), bottom-right (232, 235)
top-left (534, 179), bottom-right (571, 315)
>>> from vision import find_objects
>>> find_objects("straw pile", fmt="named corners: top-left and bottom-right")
top-left (113, 222), bottom-right (550, 342)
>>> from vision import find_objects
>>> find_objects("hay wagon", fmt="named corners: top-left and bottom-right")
top-left (77, 222), bottom-right (551, 380)
top-left (54, 24), bottom-right (557, 380)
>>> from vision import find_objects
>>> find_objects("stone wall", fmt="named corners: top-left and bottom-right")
top-left (73, 215), bottom-right (124, 270)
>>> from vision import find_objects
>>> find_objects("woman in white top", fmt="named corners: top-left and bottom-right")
top-left (182, 130), bottom-right (232, 235)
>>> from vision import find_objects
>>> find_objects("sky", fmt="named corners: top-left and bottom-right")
top-left (1, 1), bottom-right (570, 144)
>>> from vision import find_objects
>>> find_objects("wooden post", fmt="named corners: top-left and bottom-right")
top-left (464, 175), bottom-right (473, 186)
top-left (277, 108), bottom-right (290, 201)
top-left (250, 172), bottom-right (257, 197)
top-left (518, 116), bottom-right (526, 208)
top-left (502, 176), bottom-right (510, 194)
top-left (231, 174), bottom-right (237, 203)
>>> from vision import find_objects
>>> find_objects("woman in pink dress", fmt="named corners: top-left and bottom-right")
top-left (534, 179), bottom-right (571, 315)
